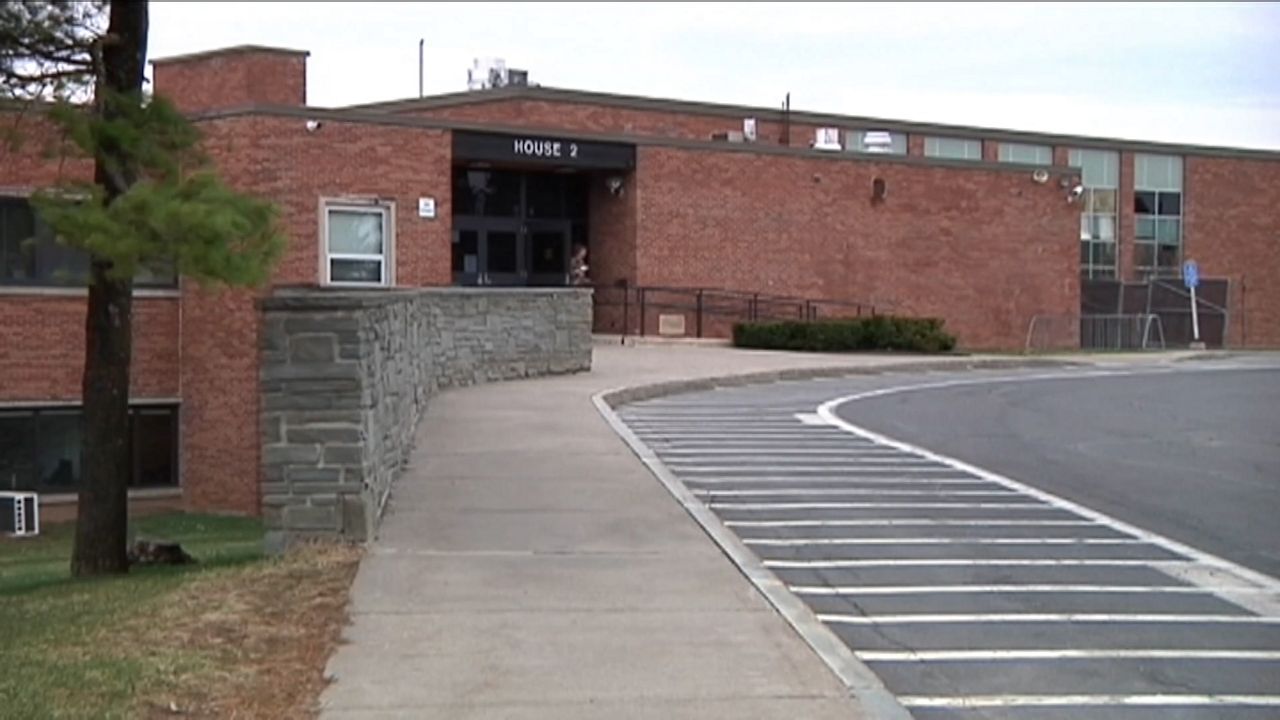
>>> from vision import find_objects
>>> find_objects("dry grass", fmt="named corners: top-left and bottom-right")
top-left (128, 543), bottom-right (363, 719)
top-left (0, 515), bottom-right (362, 720)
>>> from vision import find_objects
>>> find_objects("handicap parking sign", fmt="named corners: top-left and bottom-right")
top-left (1183, 260), bottom-right (1199, 289)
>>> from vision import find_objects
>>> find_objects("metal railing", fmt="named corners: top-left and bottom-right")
top-left (1025, 313), bottom-right (1167, 353)
top-left (592, 284), bottom-right (889, 341)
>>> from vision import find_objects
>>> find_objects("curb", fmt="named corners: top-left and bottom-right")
top-left (591, 356), bottom-right (1081, 719)
top-left (599, 356), bottom-right (1081, 408)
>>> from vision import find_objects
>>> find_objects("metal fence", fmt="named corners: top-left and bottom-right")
top-left (1026, 313), bottom-right (1166, 353)
top-left (591, 284), bottom-right (888, 341)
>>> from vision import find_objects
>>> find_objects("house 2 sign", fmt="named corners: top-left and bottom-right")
top-left (453, 131), bottom-right (635, 170)
top-left (513, 138), bottom-right (579, 159)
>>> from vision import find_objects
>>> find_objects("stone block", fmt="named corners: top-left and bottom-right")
top-left (264, 444), bottom-right (320, 465)
top-left (284, 466), bottom-right (342, 483)
top-left (289, 333), bottom-right (337, 363)
top-left (323, 444), bottom-right (364, 466)
top-left (341, 495), bottom-right (370, 541)
top-left (283, 503), bottom-right (338, 530)
top-left (286, 425), bottom-right (363, 444)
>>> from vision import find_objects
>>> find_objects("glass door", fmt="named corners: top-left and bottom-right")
top-left (525, 221), bottom-right (571, 287)
top-left (481, 226), bottom-right (522, 286)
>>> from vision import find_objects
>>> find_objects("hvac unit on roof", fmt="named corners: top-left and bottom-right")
top-left (813, 127), bottom-right (842, 151)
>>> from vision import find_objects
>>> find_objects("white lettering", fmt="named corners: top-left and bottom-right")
top-left (570, 143), bottom-right (579, 158)
top-left (512, 138), bottom-right (569, 159)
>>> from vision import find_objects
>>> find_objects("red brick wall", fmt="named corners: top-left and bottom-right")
top-left (403, 97), bottom-right (840, 149)
top-left (1184, 155), bottom-right (1280, 348)
top-left (170, 115), bottom-right (454, 513)
top-left (0, 113), bottom-right (94, 189)
top-left (587, 171), bottom-right (638, 334)
top-left (153, 50), bottom-right (307, 114)
top-left (0, 296), bottom-right (180, 402)
top-left (197, 116), bottom-right (453, 287)
top-left (630, 146), bottom-right (1079, 350)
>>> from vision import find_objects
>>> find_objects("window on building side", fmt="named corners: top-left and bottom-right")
top-left (998, 142), bottom-right (1052, 165)
top-left (324, 203), bottom-right (393, 286)
top-left (0, 196), bottom-right (88, 287)
top-left (924, 136), bottom-right (982, 160)
top-left (1070, 148), bottom-right (1120, 279)
top-left (0, 405), bottom-right (178, 493)
top-left (846, 130), bottom-right (908, 155)
top-left (1133, 154), bottom-right (1183, 278)
top-left (0, 196), bottom-right (177, 289)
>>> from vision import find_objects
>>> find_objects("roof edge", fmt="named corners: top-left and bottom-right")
top-left (151, 45), bottom-right (310, 66)
top-left (184, 104), bottom-right (1081, 175)
top-left (348, 85), bottom-right (1280, 161)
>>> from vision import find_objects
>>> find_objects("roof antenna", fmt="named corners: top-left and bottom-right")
top-left (418, 39), bottom-right (424, 98)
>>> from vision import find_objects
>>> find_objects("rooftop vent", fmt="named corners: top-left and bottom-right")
top-left (467, 58), bottom-right (530, 90)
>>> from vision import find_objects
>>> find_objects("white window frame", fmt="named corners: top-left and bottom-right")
top-left (924, 136), bottom-right (982, 161)
top-left (321, 200), bottom-right (395, 288)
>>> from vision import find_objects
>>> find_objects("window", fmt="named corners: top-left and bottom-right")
top-left (1133, 154), bottom-right (1182, 277)
top-left (845, 130), bottom-right (907, 155)
top-left (0, 196), bottom-right (176, 289)
top-left (0, 405), bottom-right (178, 494)
top-left (924, 136), bottom-right (982, 161)
top-left (0, 196), bottom-right (88, 287)
top-left (998, 142), bottom-right (1052, 165)
top-left (1070, 148), bottom-right (1121, 279)
top-left (324, 203), bottom-right (393, 286)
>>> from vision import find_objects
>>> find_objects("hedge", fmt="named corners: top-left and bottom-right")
top-left (732, 316), bottom-right (957, 353)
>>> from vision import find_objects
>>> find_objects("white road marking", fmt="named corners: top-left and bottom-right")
top-left (657, 448), bottom-right (905, 456)
top-left (682, 476), bottom-right (982, 484)
top-left (735, 519), bottom-right (1097, 528)
top-left (816, 379), bottom-right (1280, 617)
top-left (768, 558), bottom-right (1176, 569)
top-left (680, 466), bottom-right (975, 474)
top-left (859, 648), bottom-right (1280, 662)
top-left (897, 694), bottom-right (1280, 709)
top-left (692, 488), bottom-right (1020, 497)
top-left (817, 612), bottom-right (1280, 625)
top-left (749, 537), bottom-right (1141, 546)
top-left (708, 502), bottom-right (1045, 510)
top-left (790, 584), bottom-right (1245, 596)
top-left (669, 461), bottom-right (948, 470)
top-left (795, 412), bottom-right (830, 425)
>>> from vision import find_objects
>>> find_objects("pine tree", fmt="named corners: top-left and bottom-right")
top-left (1, 1), bottom-right (285, 576)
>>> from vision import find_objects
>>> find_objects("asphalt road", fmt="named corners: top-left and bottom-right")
top-left (835, 365), bottom-right (1280, 579)
top-left (617, 357), bottom-right (1280, 719)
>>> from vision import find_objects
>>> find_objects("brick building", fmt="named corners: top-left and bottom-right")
top-left (2, 45), bottom-right (1277, 516)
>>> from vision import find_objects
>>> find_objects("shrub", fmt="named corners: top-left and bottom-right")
top-left (732, 316), bottom-right (956, 353)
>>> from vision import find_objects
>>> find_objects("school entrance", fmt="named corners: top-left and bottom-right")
top-left (450, 131), bottom-right (634, 287)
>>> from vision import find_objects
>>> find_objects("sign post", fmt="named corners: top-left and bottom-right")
top-left (1183, 259), bottom-right (1204, 349)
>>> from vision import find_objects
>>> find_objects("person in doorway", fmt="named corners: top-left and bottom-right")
top-left (569, 243), bottom-right (590, 285)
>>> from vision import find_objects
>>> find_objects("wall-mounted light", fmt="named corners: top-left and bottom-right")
top-left (305, 119), bottom-right (323, 133)
top-left (606, 176), bottom-right (625, 196)
top-left (871, 177), bottom-right (888, 204)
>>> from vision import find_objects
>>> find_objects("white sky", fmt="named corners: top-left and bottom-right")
top-left (148, 1), bottom-right (1280, 150)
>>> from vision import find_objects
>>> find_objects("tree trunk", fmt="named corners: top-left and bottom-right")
top-left (71, 0), bottom-right (149, 578)
top-left (72, 266), bottom-right (134, 575)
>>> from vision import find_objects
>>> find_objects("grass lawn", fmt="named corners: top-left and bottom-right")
top-left (0, 513), bottom-right (361, 719)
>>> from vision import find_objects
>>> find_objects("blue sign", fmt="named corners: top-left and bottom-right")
top-left (1183, 260), bottom-right (1200, 289)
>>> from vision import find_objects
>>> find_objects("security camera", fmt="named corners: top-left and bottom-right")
top-left (1068, 184), bottom-right (1084, 202)
top-left (305, 119), bottom-right (323, 133)
top-left (606, 176), bottom-right (625, 196)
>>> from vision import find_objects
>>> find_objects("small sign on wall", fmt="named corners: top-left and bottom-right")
top-left (418, 197), bottom-right (437, 219)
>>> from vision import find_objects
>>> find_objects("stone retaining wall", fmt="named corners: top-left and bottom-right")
top-left (259, 287), bottom-right (592, 550)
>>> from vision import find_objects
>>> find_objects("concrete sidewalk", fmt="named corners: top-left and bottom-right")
top-left (316, 344), bottom-right (1023, 719)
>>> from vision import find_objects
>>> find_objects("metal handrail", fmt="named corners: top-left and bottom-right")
top-left (591, 283), bottom-right (891, 341)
